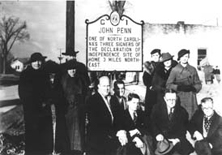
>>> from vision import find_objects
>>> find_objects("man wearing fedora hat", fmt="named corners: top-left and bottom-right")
top-left (19, 52), bottom-right (51, 154)
top-left (166, 49), bottom-right (202, 120)
top-left (152, 52), bottom-right (177, 102)
top-left (151, 89), bottom-right (194, 155)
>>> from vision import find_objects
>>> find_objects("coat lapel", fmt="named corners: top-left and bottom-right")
top-left (207, 113), bottom-right (219, 137)
top-left (98, 93), bottom-right (113, 123)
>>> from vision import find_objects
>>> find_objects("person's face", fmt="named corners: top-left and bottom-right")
top-left (31, 60), bottom-right (42, 70)
top-left (67, 69), bottom-right (76, 77)
top-left (98, 77), bottom-right (110, 97)
top-left (201, 100), bottom-right (214, 117)
top-left (65, 55), bottom-right (76, 61)
top-left (128, 98), bottom-right (139, 112)
top-left (151, 53), bottom-right (160, 62)
top-left (164, 92), bottom-right (177, 109)
top-left (115, 83), bottom-right (125, 97)
top-left (179, 53), bottom-right (189, 64)
top-left (164, 59), bottom-right (172, 68)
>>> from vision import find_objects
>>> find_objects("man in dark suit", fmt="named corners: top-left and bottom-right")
top-left (188, 97), bottom-right (222, 155)
top-left (116, 93), bottom-right (153, 155)
top-left (86, 76), bottom-right (119, 155)
top-left (110, 80), bottom-right (127, 120)
top-left (151, 89), bottom-right (193, 155)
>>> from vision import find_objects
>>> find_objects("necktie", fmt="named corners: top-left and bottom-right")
top-left (119, 98), bottom-right (124, 109)
top-left (168, 108), bottom-right (173, 121)
top-left (133, 112), bottom-right (137, 124)
top-left (204, 116), bottom-right (212, 133)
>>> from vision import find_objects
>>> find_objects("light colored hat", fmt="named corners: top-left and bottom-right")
top-left (155, 139), bottom-right (174, 155)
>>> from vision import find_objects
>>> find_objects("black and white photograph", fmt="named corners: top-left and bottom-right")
top-left (0, 0), bottom-right (222, 155)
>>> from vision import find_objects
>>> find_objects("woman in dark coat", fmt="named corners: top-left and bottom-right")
top-left (18, 52), bottom-right (51, 155)
top-left (152, 53), bottom-right (177, 101)
top-left (142, 61), bottom-right (156, 119)
top-left (61, 60), bottom-right (89, 153)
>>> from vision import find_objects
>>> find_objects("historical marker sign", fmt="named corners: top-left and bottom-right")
top-left (86, 11), bottom-right (144, 71)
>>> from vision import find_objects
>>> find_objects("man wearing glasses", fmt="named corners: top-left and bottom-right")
top-left (188, 97), bottom-right (222, 155)
top-left (151, 89), bottom-right (193, 155)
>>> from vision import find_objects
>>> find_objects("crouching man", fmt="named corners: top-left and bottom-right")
top-left (116, 93), bottom-right (153, 155)
top-left (188, 97), bottom-right (222, 155)
top-left (151, 89), bottom-right (193, 155)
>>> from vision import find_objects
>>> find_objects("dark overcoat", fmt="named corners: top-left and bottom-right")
top-left (142, 71), bottom-right (156, 118)
top-left (44, 69), bottom-right (70, 154)
top-left (86, 92), bottom-right (118, 155)
top-left (151, 98), bottom-right (193, 155)
top-left (18, 66), bottom-right (52, 154)
top-left (152, 60), bottom-right (177, 100)
top-left (61, 73), bottom-right (87, 151)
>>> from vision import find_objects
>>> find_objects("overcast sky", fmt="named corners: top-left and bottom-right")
top-left (1, 0), bottom-right (222, 63)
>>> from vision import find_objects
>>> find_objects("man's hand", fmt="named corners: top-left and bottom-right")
top-left (132, 137), bottom-right (144, 148)
top-left (129, 129), bottom-right (141, 137)
top-left (168, 138), bottom-right (180, 146)
top-left (156, 134), bottom-right (164, 141)
top-left (116, 130), bottom-right (128, 146)
top-left (193, 131), bottom-right (204, 141)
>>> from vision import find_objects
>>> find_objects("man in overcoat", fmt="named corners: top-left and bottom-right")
top-left (151, 89), bottom-right (193, 155)
top-left (166, 49), bottom-right (202, 119)
top-left (188, 97), bottom-right (222, 155)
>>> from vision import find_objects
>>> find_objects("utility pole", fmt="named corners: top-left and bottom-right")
top-left (65, 1), bottom-right (75, 56)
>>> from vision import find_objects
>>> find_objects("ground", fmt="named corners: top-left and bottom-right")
top-left (0, 76), bottom-right (221, 155)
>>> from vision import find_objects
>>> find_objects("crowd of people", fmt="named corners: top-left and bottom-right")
top-left (17, 49), bottom-right (222, 155)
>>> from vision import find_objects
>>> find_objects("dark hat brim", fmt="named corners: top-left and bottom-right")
top-left (177, 49), bottom-right (190, 60)
top-left (161, 56), bottom-right (174, 62)
top-left (151, 49), bottom-right (161, 55)
top-left (26, 56), bottom-right (47, 64)
top-left (61, 59), bottom-right (77, 70)
top-left (62, 51), bottom-right (79, 56)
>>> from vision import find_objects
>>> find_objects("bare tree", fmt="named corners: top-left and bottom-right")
top-left (0, 16), bottom-right (30, 74)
